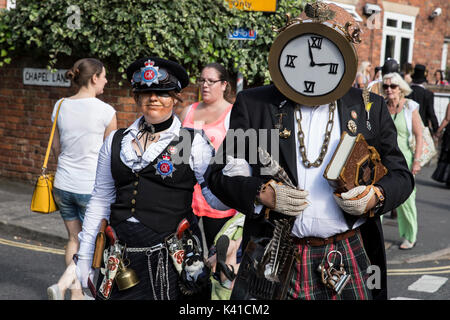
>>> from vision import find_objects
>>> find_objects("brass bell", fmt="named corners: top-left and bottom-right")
top-left (115, 259), bottom-right (140, 291)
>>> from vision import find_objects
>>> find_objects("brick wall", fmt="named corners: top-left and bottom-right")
top-left (352, 0), bottom-right (450, 78)
top-left (406, 0), bottom-right (449, 74)
top-left (0, 57), bottom-right (200, 183)
top-left (353, 0), bottom-right (384, 68)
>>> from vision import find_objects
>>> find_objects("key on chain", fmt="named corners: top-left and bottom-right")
top-left (365, 106), bottom-right (371, 131)
top-left (316, 250), bottom-right (351, 295)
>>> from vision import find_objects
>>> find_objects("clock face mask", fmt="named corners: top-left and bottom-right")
top-left (268, 2), bottom-right (361, 106)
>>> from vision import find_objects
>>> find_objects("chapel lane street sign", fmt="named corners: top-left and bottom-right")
top-left (228, 28), bottom-right (257, 40)
top-left (226, 0), bottom-right (277, 12)
top-left (23, 68), bottom-right (71, 87)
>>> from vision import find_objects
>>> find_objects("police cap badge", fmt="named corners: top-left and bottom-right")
top-left (126, 57), bottom-right (189, 93)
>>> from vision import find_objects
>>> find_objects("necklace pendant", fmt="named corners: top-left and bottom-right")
top-left (279, 128), bottom-right (291, 139)
top-left (366, 120), bottom-right (371, 131)
top-left (347, 120), bottom-right (357, 134)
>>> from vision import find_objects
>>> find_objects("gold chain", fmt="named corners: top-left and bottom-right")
top-left (295, 102), bottom-right (336, 168)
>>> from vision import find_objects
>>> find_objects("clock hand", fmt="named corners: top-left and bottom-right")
top-left (314, 62), bottom-right (332, 66)
top-left (307, 40), bottom-right (315, 67)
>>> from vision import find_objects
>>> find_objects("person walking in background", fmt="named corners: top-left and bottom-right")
top-left (383, 72), bottom-right (423, 250)
top-left (402, 63), bottom-right (413, 84)
top-left (47, 58), bottom-right (117, 300)
top-left (179, 63), bottom-right (237, 250)
top-left (373, 66), bottom-right (382, 82)
top-left (434, 70), bottom-right (449, 86)
top-left (354, 61), bottom-right (371, 88)
top-left (367, 58), bottom-right (399, 95)
top-left (432, 102), bottom-right (450, 187)
top-left (408, 64), bottom-right (439, 134)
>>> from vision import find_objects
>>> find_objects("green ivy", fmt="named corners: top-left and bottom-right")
top-left (0, 10), bottom-right (14, 67)
top-left (1, 0), bottom-right (305, 85)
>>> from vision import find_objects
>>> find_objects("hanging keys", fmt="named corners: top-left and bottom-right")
top-left (316, 250), bottom-right (351, 295)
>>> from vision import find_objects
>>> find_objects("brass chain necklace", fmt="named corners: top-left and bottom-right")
top-left (294, 101), bottom-right (336, 168)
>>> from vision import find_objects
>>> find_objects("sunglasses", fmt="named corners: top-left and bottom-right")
top-left (147, 91), bottom-right (171, 98)
top-left (382, 84), bottom-right (399, 90)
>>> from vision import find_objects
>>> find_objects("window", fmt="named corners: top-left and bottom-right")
top-left (401, 21), bottom-right (412, 30)
top-left (380, 12), bottom-right (415, 71)
top-left (387, 19), bottom-right (397, 27)
top-left (441, 38), bottom-right (450, 72)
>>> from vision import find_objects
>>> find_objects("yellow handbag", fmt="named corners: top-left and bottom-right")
top-left (30, 99), bottom-right (64, 214)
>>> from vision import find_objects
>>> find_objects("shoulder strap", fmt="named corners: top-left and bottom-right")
top-left (42, 99), bottom-right (64, 172)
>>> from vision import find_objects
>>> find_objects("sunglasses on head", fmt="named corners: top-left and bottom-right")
top-left (383, 84), bottom-right (399, 90)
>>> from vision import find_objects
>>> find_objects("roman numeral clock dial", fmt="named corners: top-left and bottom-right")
top-left (283, 34), bottom-right (344, 95)
top-left (269, 22), bottom-right (357, 106)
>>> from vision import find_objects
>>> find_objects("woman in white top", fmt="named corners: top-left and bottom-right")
top-left (354, 61), bottom-right (372, 89)
top-left (47, 58), bottom-right (117, 300)
top-left (383, 72), bottom-right (423, 250)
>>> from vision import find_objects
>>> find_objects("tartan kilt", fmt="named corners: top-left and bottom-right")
top-left (287, 229), bottom-right (373, 300)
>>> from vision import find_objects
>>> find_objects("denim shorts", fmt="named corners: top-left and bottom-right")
top-left (52, 187), bottom-right (92, 222)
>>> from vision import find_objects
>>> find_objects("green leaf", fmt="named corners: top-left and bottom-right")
top-left (0, 0), bottom-right (306, 84)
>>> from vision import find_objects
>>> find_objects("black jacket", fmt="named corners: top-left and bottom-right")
top-left (408, 84), bottom-right (438, 133)
top-left (207, 85), bottom-right (414, 300)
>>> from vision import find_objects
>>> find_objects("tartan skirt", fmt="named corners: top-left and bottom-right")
top-left (287, 229), bottom-right (373, 300)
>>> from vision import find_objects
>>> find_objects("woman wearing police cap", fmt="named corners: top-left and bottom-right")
top-left (74, 57), bottom-right (231, 300)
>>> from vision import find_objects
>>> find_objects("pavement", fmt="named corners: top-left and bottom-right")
top-left (382, 160), bottom-right (450, 265)
top-left (0, 177), bottom-right (67, 248)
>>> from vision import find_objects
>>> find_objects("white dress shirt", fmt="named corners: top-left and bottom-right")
top-left (291, 104), bottom-right (366, 238)
top-left (77, 116), bottom-right (228, 259)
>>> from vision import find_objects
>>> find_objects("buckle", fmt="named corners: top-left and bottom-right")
top-left (146, 243), bottom-right (165, 254)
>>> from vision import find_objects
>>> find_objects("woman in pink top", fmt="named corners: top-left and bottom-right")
top-left (180, 63), bottom-right (236, 250)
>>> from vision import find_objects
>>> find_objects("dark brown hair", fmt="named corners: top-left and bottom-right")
top-left (402, 62), bottom-right (413, 74)
top-left (203, 63), bottom-right (233, 103)
top-left (65, 58), bottom-right (104, 87)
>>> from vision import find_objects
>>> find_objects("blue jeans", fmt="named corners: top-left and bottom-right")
top-left (52, 187), bottom-right (91, 222)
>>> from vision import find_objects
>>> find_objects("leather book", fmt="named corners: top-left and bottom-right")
top-left (324, 132), bottom-right (388, 194)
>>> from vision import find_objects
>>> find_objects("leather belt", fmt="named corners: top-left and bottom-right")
top-left (292, 228), bottom-right (358, 247)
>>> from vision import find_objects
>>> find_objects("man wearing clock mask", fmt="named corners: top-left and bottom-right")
top-left (207, 2), bottom-right (413, 300)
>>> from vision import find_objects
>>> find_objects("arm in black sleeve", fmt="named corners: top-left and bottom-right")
top-left (373, 96), bottom-right (415, 215)
top-left (426, 90), bottom-right (439, 133)
top-left (207, 92), bottom-right (265, 217)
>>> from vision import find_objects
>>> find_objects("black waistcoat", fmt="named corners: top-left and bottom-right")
top-left (110, 128), bottom-right (197, 233)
